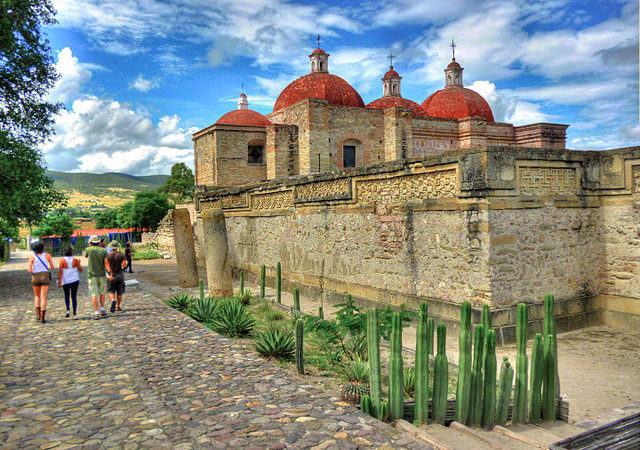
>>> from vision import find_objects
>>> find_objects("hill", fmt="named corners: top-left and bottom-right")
top-left (47, 170), bottom-right (169, 210)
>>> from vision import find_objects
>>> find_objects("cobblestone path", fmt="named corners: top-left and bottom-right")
top-left (0, 254), bottom-right (424, 449)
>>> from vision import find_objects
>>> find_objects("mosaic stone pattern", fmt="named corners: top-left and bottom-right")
top-left (295, 178), bottom-right (350, 203)
top-left (519, 166), bottom-right (577, 196)
top-left (251, 190), bottom-right (293, 210)
top-left (356, 169), bottom-right (457, 204)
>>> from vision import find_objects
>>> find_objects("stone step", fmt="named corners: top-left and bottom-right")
top-left (419, 423), bottom-right (493, 450)
top-left (503, 423), bottom-right (570, 447)
top-left (448, 422), bottom-right (539, 450)
top-left (535, 421), bottom-right (589, 439)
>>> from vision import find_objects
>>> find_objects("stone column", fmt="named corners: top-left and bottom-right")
top-left (194, 214), bottom-right (207, 269)
top-left (201, 208), bottom-right (233, 297)
top-left (172, 208), bottom-right (199, 287)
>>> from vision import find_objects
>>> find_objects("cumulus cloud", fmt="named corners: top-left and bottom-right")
top-left (130, 74), bottom-right (160, 92)
top-left (48, 47), bottom-right (99, 104)
top-left (469, 81), bottom-right (551, 125)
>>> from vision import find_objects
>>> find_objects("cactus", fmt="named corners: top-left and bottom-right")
top-left (512, 303), bottom-right (529, 424)
top-left (426, 317), bottom-right (435, 356)
top-left (240, 270), bottom-right (244, 293)
top-left (361, 394), bottom-right (372, 415)
top-left (414, 302), bottom-right (429, 424)
top-left (276, 262), bottom-right (282, 303)
top-left (389, 312), bottom-right (404, 420)
top-left (482, 330), bottom-right (497, 429)
top-left (347, 293), bottom-right (353, 307)
top-left (295, 318), bottom-right (304, 375)
top-left (199, 279), bottom-right (204, 302)
top-left (543, 293), bottom-right (560, 396)
top-left (366, 308), bottom-right (382, 415)
top-left (293, 287), bottom-right (300, 311)
top-left (260, 265), bottom-right (265, 298)
top-left (543, 333), bottom-right (557, 421)
top-left (378, 400), bottom-right (389, 422)
top-left (455, 301), bottom-right (472, 424)
top-left (528, 333), bottom-right (544, 423)
top-left (469, 324), bottom-right (485, 426)
top-left (318, 306), bottom-right (324, 319)
top-left (496, 357), bottom-right (514, 426)
top-left (481, 305), bottom-right (491, 374)
top-left (433, 323), bottom-right (449, 425)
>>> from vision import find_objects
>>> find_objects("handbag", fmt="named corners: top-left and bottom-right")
top-left (34, 253), bottom-right (52, 280)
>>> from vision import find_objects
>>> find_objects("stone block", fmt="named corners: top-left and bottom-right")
top-left (172, 208), bottom-right (199, 288)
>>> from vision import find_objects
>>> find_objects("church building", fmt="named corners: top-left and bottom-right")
top-left (193, 46), bottom-right (568, 187)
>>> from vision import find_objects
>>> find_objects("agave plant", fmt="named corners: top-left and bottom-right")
top-left (167, 293), bottom-right (195, 312)
top-left (236, 289), bottom-right (252, 305)
top-left (254, 325), bottom-right (295, 360)
top-left (209, 300), bottom-right (255, 337)
top-left (267, 309), bottom-right (285, 321)
top-left (186, 295), bottom-right (218, 322)
top-left (341, 357), bottom-right (370, 405)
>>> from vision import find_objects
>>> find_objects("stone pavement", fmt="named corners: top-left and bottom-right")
top-left (0, 253), bottom-right (425, 449)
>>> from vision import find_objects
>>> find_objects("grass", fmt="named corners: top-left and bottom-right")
top-left (133, 249), bottom-right (162, 260)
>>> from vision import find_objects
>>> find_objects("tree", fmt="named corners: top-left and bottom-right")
top-left (159, 163), bottom-right (194, 202)
top-left (130, 191), bottom-right (172, 231)
top-left (94, 209), bottom-right (120, 229)
top-left (0, 0), bottom-right (65, 233)
top-left (33, 211), bottom-right (74, 238)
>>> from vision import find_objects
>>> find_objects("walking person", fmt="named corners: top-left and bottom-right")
top-left (58, 247), bottom-right (82, 319)
top-left (125, 242), bottom-right (133, 273)
top-left (27, 241), bottom-right (54, 323)
top-left (84, 235), bottom-right (108, 320)
top-left (105, 241), bottom-right (127, 313)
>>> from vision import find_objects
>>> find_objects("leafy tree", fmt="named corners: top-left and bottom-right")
top-left (33, 211), bottom-right (74, 238)
top-left (94, 209), bottom-right (120, 229)
top-left (159, 163), bottom-right (194, 202)
top-left (130, 191), bottom-right (172, 231)
top-left (0, 0), bottom-right (65, 232)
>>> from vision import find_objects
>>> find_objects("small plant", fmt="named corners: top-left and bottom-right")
top-left (236, 289), bottom-right (252, 305)
top-left (404, 366), bottom-right (416, 398)
top-left (257, 301), bottom-right (272, 313)
top-left (267, 309), bottom-right (285, 321)
top-left (343, 333), bottom-right (368, 361)
top-left (293, 287), bottom-right (300, 311)
top-left (254, 325), bottom-right (295, 360)
top-left (187, 295), bottom-right (218, 322)
top-left (168, 293), bottom-right (194, 312)
top-left (276, 262), bottom-right (281, 303)
top-left (341, 357), bottom-right (370, 405)
top-left (240, 270), bottom-right (244, 293)
top-left (209, 300), bottom-right (254, 338)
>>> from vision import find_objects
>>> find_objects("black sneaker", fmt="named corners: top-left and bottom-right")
top-left (110, 301), bottom-right (116, 313)
top-left (65, 312), bottom-right (70, 318)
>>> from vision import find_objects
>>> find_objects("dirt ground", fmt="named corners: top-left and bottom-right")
top-left (130, 258), bottom-right (640, 424)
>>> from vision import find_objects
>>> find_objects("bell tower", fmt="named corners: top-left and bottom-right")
top-left (309, 34), bottom-right (329, 73)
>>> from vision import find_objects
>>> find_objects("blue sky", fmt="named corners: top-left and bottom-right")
top-left (43, 0), bottom-right (639, 175)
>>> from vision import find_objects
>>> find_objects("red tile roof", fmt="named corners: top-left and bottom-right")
top-left (215, 109), bottom-right (271, 127)
top-left (366, 97), bottom-right (425, 116)
top-left (383, 68), bottom-right (400, 79)
top-left (311, 48), bottom-right (326, 55)
top-left (421, 86), bottom-right (494, 121)
top-left (273, 72), bottom-right (365, 112)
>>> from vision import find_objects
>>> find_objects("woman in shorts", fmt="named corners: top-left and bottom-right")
top-left (28, 241), bottom-right (55, 323)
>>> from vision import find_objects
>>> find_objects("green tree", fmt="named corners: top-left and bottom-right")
top-left (94, 208), bottom-right (120, 229)
top-left (130, 191), bottom-right (172, 231)
top-left (159, 163), bottom-right (194, 202)
top-left (0, 0), bottom-right (65, 233)
top-left (33, 211), bottom-right (74, 238)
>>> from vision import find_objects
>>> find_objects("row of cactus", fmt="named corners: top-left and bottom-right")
top-left (293, 287), bottom-right (300, 311)
top-left (512, 303), bottom-right (529, 423)
top-left (414, 303), bottom-right (430, 424)
top-left (276, 262), bottom-right (282, 303)
top-left (432, 322), bottom-right (448, 424)
top-left (366, 308), bottom-right (382, 418)
top-left (240, 270), bottom-right (244, 293)
top-left (260, 264), bottom-right (266, 298)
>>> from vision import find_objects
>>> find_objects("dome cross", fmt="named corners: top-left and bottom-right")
top-left (450, 39), bottom-right (457, 61)
top-left (388, 51), bottom-right (394, 68)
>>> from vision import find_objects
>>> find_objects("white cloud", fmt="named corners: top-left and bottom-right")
top-left (130, 74), bottom-right (160, 92)
top-left (469, 81), bottom-right (551, 125)
top-left (48, 47), bottom-right (97, 104)
top-left (373, 0), bottom-right (476, 26)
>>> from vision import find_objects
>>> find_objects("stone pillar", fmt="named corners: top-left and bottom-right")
top-left (201, 208), bottom-right (233, 297)
top-left (194, 215), bottom-right (207, 269)
top-left (172, 208), bottom-right (199, 287)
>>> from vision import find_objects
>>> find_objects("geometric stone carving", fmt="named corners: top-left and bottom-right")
top-left (251, 190), bottom-right (293, 210)
top-left (295, 178), bottom-right (350, 203)
top-left (221, 192), bottom-right (248, 209)
top-left (519, 166), bottom-right (577, 196)
top-left (356, 169), bottom-right (457, 204)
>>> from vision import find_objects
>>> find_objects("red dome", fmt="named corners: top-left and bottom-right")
top-left (421, 87), bottom-right (494, 121)
top-left (311, 48), bottom-right (326, 55)
top-left (366, 97), bottom-right (424, 116)
top-left (447, 60), bottom-right (461, 69)
top-left (383, 68), bottom-right (400, 79)
top-left (273, 72), bottom-right (365, 112)
top-left (215, 109), bottom-right (271, 127)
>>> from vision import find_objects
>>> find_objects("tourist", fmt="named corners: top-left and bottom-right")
top-left (84, 235), bottom-right (108, 320)
top-left (58, 247), bottom-right (82, 319)
top-left (125, 242), bottom-right (133, 273)
top-left (27, 241), bottom-right (55, 323)
top-left (105, 240), bottom-right (127, 313)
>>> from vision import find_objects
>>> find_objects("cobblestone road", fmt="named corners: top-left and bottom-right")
top-left (0, 253), bottom-right (424, 449)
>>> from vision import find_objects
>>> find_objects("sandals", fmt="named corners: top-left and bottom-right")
top-left (115, 306), bottom-right (122, 312)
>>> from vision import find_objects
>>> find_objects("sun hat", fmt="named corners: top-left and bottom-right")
top-left (89, 235), bottom-right (101, 244)
top-left (108, 240), bottom-right (121, 249)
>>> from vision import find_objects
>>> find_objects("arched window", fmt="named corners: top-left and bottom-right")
top-left (342, 138), bottom-right (361, 168)
top-left (319, 61), bottom-right (323, 71)
top-left (248, 140), bottom-right (265, 164)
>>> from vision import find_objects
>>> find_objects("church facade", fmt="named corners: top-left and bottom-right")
top-left (193, 47), bottom-right (568, 188)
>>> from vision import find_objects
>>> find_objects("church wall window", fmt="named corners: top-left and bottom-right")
top-left (247, 139), bottom-right (265, 164)
top-left (343, 145), bottom-right (356, 168)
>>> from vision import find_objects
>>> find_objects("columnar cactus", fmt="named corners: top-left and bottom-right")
top-left (318, 306), bottom-right (324, 319)
top-left (469, 324), bottom-right (485, 426)
top-left (482, 329), bottom-right (497, 429)
top-left (366, 308), bottom-right (382, 415)
top-left (512, 303), bottom-right (529, 424)
top-left (199, 279), bottom-right (204, 302)
top-left (414, 302), bottom-right (429, 424)
top-left (433, 323), bottom-right (449, 425)
top-left (427, 317), bottom-right (435, 356)
top-left (260, 264), bottom-right (265, 298)
top-left (455, 301), bottom-right (472, 424)
top-left (378, 400), bottom-right (389, 422)
top-left (239, 270), bottom-right (244, 293)
top-left (295, 318), bottom-right (304, 375)
top-left (293, 287), bottom-right (300, 311)
top-left (528, 333), bottom-right (544, 423)
top-left (361, 394), bottom-right (372, 415)
top-left (543, 333), bottom-right (557, 421)
top-left (276, 262), bottom-right (282, 303)
top-left (544, 293), bottom-right (560, 396)
top-left (389, 312), bottom-right (404, 420)
top-left (481, 305), bottom-right (491, 373)
top-left (496, 357), bottom-right (514, 426)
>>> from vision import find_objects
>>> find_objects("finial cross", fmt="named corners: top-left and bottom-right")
top-left (388, 51), bottom-right (394, 68)
top-left (450, 39), bottom-right (457, 60)
top-left (241, 82), bottom-right (245, 94)
top-left (316, 34), bottom-right (321, 48)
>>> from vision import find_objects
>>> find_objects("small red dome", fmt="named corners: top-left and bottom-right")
top-left (215, 109), bottom-right (271, 127)
top-left (311, 48), bottom-right (326, 55)
top-left (273, 72), bottom-right (365, 112)
top-left (383, 68), bottom-right (400, 79)
top-left (447, 60), bottom-right (461, 69)
top-left (421, 86), bottom-right (494, 121)
top-left (366, 97), bottom-right (424, 116)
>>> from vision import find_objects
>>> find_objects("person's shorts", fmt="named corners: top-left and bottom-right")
top-left (31, 272), bottom-right (50, 286)
top-left (107, 277), bottom-right (125, 295)
top-left (88, 276), bottom-right (106, 296)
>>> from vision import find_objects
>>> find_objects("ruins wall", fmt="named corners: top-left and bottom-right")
top-left (214, 127), bottom-right (267, 187)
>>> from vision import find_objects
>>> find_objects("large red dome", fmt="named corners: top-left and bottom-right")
top-left (273, 73), bottom-right (365, 112)
top-left (421, 86), bottom-right (494, 121)
top-left (366, 97), bottom-right (424, 116)
top-left (215, 109), bottom-right (271, 127)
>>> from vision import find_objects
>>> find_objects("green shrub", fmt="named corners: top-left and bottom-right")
top-left (254, 325), bottom-right (295, 360)
top-left (209, 300), bottom-right (254, 338)
top-left (187, 296), bottom-right (218, 322)
top-left (342, 357), bottom-right (369, 383)
top-left (132, 249), bottom-right (162, 260)
top-left (267, 309), bottom-right (285, 321)
top-left (236, 289), bottom-right (252, 305)
top-left (167, 293), bottom-right (195, 312)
